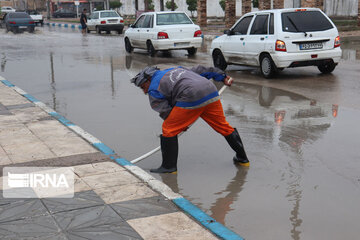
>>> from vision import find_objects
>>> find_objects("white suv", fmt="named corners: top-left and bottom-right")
top-left (124, 11), bottom-right (202, 56)
top-left (211, 8), bottom-right (342, 78)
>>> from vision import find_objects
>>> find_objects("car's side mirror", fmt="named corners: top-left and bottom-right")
top-left (224, 29), bottom-right (233, 35)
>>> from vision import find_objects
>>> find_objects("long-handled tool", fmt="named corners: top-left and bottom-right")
top-left (131, 82), bottom-right (230, 164)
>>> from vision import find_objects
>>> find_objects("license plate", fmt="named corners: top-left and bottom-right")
top-left (108, 19), bottom-right (117, 23)
top-left (299, 42), bottom-right (323, 50)
top-left (174, 42), bottom-right (189, 47)
top-left (19, 26), bottom-right (27, 29)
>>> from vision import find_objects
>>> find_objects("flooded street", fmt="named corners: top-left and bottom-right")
top-left (1, 26), bottom-right (360, 239)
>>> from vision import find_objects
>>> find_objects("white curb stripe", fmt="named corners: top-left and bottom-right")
top-left (68, 125), bottom-right (102, 144)
top-left (124, 165), bottom-right (156, 182)
top-left (148, 179), bottom-right (183, 200)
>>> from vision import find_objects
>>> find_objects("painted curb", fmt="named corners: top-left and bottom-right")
top-left (0, 78), bottom-right (244, 240)
top-left (46, 22), bottom-right (81, 29)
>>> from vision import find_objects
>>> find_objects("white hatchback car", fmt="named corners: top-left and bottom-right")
top-left (211, 8), bottom-right (342, 78)
top-left (87, 10), bottom-right (124, 34)
top-left (124, 11), bottom-right (202, 56)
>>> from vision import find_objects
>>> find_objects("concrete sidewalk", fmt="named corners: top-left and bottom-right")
top-left (0, 77), bottom-right (243, 239)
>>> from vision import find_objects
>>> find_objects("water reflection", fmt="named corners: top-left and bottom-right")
top-left (1, 54), bottom-right (6, 72)
top-left (159, 165), bottom-right (249, 226)
top-left (222, 83), bottom-right (340, 239)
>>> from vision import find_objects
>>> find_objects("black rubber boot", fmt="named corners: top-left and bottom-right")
top-left (150, 135), bottom-right (178, 174)
top-left (225, 128), bottom-right (250, 166)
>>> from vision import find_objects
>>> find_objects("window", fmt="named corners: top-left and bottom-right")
top-left (134, 15), bottom-right (145, 28)
top-left (142, 15), bottom-right (153, 28)
top-left (250, 15), bottom-right (269, 35)
top-left (269, 13), bottom-right (274, 34)
top-left (282, 11), bottom-right (333, 32)
top-left (156, 13), bottom-right (192, 25)
top-left (100, 11), bottom-right (119, 18)
top-left (232, 16), bottom-right (253, 35)
top-left (91, 12), bottom-right (99, 19)
top-left (9, 12), bottom-right (30, 18)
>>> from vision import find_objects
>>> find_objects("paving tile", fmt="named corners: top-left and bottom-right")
top-left (27, 120), bottom-right (79, 140)
top-left (74, 176), bottom-right (91, 193)
top-left (95, 183), bottom-right (158, 204)
top-left (6, 103), bottom-right (34, 110)
top-left (0, 198), bottom-right (48, 223)
top-left (0, 184), bottom-right (37, 198)
top-left (110, 196), bottom-right (179, 221)
top-left (53, 205), bottom-right (142, 240)
top-left (127, 212), bottom-right (219, 240)
top-left (0, 89), bottom-right (28, 106)
top-left (0, 124), bottom-right (33, 145)
top-left (0, 114), bottom-right (19, 126)
top-left (0, 214), bottom-right (65, 240)
top-left (82, 171), bottom-right (141, 190)
top-left (3, 141), bottom-right (56, 164)
top-left (73, 162), bottom-right (125, 178)
top-left (0, 125), bottom-right (38, 147)
top-left (42, 190), bottom-right (104, 214)
top-left (11, 107), bottom-right (49, 123)
top-left (0, 146), bottom-right (12, 165)
top-left (44, 136), bottom-right (98, 157)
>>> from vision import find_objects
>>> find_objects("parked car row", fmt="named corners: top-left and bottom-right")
top-left (124, 8), bottom-right (342, 78)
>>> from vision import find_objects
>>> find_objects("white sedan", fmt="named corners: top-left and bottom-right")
top-left (87, 10), bottom-right (124, 34)
top-left (124, 11), bottom-right (202, 56)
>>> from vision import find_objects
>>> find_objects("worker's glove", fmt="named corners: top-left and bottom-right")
top-left (224, 76), bottom-right (233, 86)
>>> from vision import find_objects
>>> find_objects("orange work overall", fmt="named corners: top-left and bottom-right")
top-left (162, 100), bottom-right (234, 138)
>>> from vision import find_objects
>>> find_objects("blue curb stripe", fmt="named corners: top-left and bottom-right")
top-left (71, 25), bottom-right (75, 28)
top-left (114, 158), bottom-right (133, 166)
top-left (173, 198), bottom-right (244, 240)
top-left (23, 94), bottom-right (40, 103)
top-left (52, 23), bottom-right (56, 26)
top-left (49, 112), bottom-right (74, 126)
top-left (64, 24), bottom-right (68, 27)
top-left (1, 80), bottom-right (15, 87)
top-left (92, 143), bottom-right (115, 155)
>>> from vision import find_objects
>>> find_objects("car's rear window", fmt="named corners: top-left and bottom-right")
top-left (156, 13), bottom-right (192, 25)
top-left (100, 12), bottom-right (119, 18)
top-left (281, 11), bottom-right (333, 32)
top-left (9, 12), bottom-right (30, 18)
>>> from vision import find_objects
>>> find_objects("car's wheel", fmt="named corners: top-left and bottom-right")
top-left (106, 31), bottom-right (110, 34)
top-left (260, 54), bottom-right (277, 78)
top-left (96, 26), bottom-right (101, 34)
top-left (125, 38), bottom-right (133, 53)
top-left (28, 26), bottom-right (35, 33)
top-left (40, 21), bottom-right (44, 26)
top-left (212, 50), bottom-right (227, 71)
top-left (87, 28), bottom-right (90, 33)
top-left (318, 61), bottom-right (336, 74)
top-left (147, 41), bottom-right (156, 57)
top-left (187, 47), bottom-right (197, 56)
top-left (117, 29), bottom-right (123, 34)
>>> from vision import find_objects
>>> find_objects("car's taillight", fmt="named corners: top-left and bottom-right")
top-left (29, 21), bottom-right (34, 24)
top-left (158, 32), bottom-right (169, 39)
top-left (334, 36), bottom-right (340, 48)
top-left (120, 20), bottom-right (124, 23)
top-left (275, 40), bottom-right (286, 52)
top-left (9, 21), bottom-right (16, 24)
top-left (101, 20), bottom-right (106, 24)
top-left (194, 30), bottom-right (202, 37)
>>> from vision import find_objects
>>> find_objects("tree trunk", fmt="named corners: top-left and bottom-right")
top-left (160, 0), bottom-right (164, 11)
top-left (225, 0), bottom-right (236, 28)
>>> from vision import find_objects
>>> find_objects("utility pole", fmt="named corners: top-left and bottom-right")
top-left (47, 0), bottom-right (51, 19)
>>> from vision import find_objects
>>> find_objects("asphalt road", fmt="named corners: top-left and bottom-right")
top-left (1, 26), bottom-right (360, 240)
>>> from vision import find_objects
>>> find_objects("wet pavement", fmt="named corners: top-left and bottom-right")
top-left (1, 26), bottom-right (360, 239)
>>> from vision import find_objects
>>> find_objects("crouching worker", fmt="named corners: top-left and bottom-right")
top-left (131, 65), bottom-right (249, 173)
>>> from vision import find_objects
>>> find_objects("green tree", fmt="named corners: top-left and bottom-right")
top-left (186, 0), bottom-right (197, 17)
top-left (165, 1), bottom-right (178, 10)
top-left (148, 0), bottom-right (154, 10)
top-left (219, 0), bottom-right (225, 12)
top-left (110, 1), bottom-right (122, 9)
